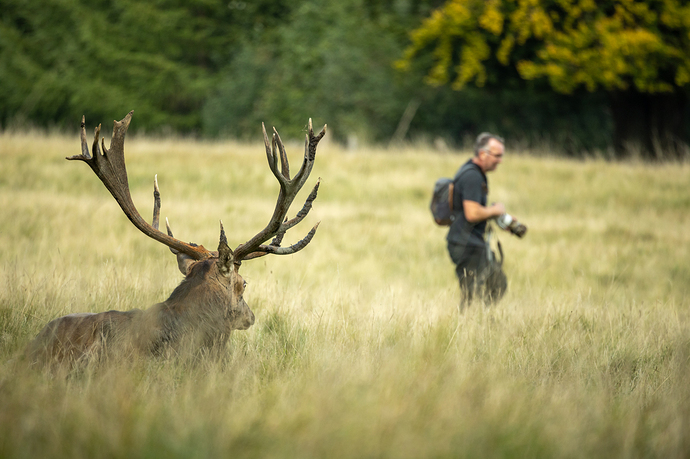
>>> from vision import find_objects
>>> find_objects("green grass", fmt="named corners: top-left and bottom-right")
top-left (1, 128), bottom-right (690, 458)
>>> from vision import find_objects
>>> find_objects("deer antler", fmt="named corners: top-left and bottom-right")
top-left (68, 111), bottom-right (212, 261)
top-left (232, 119), bottom-right (327, 263)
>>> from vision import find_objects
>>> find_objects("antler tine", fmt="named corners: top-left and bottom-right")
top-left (273, 127), bottom-right (290, 179)
top-left (243, 178), bottom-right (321, 260)
top-left (217, 220), bottom-right (234, 275)
top-left (281, 178), bottom-right (320, 232)
top-left (68, 112), bottom-right (211, 261)
top-left (152, 174), bottom-right (161, 230)
top-left (293, 119), bottom-right (327, 190)
top-left (232, 121), bottom-right (326, 262)
top-left (151, 175), bottom-right (180, 256)
top-left (262, 123), bottom-right (286, 189)
top-left (243, 222), bottom-right (321, 260)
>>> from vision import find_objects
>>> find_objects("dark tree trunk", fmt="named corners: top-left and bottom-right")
top-left (609, 90), bottom-right (688, 160)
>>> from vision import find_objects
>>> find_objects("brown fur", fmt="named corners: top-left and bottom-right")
top-left (26, 259), bottom-right (254, 368)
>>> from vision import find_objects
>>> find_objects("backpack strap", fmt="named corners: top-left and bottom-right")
top-left (449, 164), bottom-right (476, 228)
top-left (451, 162), bottom-right (476, 211)
top-left (448, 182), bottom-right (454, 213)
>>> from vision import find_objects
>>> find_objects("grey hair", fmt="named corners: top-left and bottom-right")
top-left (474, 132), bottom-right (505, 156)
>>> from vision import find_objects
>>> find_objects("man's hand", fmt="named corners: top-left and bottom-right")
top-left (463, 200), bottom-right (505, 223)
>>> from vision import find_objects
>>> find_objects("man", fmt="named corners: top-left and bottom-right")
top-left (447, 132), bottom-right (506, 305)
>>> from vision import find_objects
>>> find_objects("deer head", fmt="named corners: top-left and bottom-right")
top-left (27, 111), bottom-right (326, 366)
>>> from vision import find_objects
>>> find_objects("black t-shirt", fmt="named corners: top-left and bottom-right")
top-left (446, 159), bottom-right (488, 247)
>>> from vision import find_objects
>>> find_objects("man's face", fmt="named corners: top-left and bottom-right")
top-left (481, 138), bottom-right (504, 172)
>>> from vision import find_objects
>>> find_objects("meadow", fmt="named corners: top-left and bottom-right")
top-left (1, 125), bottom-right (689, 458)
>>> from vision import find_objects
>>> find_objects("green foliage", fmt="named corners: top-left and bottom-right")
top-left (410, 84), bottom-right (612, 153)
top-left (398, 0), bottom-right (690, 158)
top-left (0, 0), bottom-right (292, 132)
top-left (0, 0), bottom-right (683, 154)
top-left (399, 0), bottom-right (690, 94)
top-left (202, 0), bottom-right (612, 152)
top-left (203, 0), bottom-right (428, 142)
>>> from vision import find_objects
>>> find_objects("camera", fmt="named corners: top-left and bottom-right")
top-left (495, 214), bottom-right (527, 238)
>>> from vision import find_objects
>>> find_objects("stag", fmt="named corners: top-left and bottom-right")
top-left (26, 111), bottom-right (326, 367)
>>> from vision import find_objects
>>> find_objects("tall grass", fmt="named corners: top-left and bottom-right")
top-left (1, 128), bottom-right (689, 458)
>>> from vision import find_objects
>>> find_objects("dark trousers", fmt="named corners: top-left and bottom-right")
top-left (447, 241), bottom-right (488, 305)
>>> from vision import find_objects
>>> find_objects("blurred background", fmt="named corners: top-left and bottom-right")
top-left (1, 0), bottom-right (688, 159)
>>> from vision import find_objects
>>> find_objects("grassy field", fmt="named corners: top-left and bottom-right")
top-left (1, 125), bottom-right (689, 458)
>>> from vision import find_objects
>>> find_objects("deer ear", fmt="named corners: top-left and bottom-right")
top-left (217, 221), bottom-right (234, 276)
top-left (176, 253), bottom-right (196, 276)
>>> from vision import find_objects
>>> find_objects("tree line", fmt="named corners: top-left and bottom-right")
top-left (1, 0), bottom-right (688, 158)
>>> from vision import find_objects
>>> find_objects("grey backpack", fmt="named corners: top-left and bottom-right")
top-left (430, 178), bottom-right (454, 226)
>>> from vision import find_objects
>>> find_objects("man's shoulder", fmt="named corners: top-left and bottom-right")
top-left (454, 159), bottom-right (483, 182)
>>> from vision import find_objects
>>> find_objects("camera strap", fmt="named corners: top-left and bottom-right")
top-left (485, 223), bottom-right (504, 266)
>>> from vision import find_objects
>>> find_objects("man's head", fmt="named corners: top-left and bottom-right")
top-left (473, 132), bottom-right (504, 173)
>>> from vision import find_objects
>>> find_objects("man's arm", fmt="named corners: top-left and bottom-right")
top-left (463, 200), bottom-right (505, 223)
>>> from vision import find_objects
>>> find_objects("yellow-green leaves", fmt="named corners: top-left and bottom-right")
top-left (400, 0), bottom-right (690, 94)
top-left (479, 0), bottom-right (504, 36)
